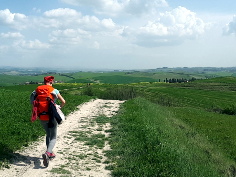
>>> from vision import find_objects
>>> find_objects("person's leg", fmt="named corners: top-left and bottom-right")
top-left (40, 119), bottom-right (58, 153)
top-left (40, 120), bottom-right (50, 167)
top-left (47, 119), bottom-right (58, 153)
top-left (40, 120), bottom-right (50, 149)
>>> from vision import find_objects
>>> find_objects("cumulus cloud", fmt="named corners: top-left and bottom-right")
top-left (223, 15), bottom-right (236, 35)
top-left (0, 9), bottom-right (27, 29)
top-left (40, 8), bottom-right (120, 33)
top-left (125, 6), bottom-right (207, 47)
top-left (38, 8), bottom-right (82, 29)
top-left (44, 8), bottom-right (79, 18)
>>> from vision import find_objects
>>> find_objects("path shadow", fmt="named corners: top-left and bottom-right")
top-left (10, 152), bottom-right (46, 169)
top-left (0, 143), bottom-right (44, 169)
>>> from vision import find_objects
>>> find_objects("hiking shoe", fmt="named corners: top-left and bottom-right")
top-left (49, 152), bottom-right (56, 160)
top-left (42, 153), bottom-right (49, 167)
top-left (46, 151), bottom-right (56, 160)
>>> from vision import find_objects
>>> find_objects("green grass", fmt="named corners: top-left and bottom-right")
top-left (93, 75), bottom-right (157, 84)
top-left (50, 167), bottom-right (71, 174)
top-left (135, 81), bottom-right (236, 114)
top-left (71, 130), bottom-right (107, 149)
top-left (0, 74), bottom-right (74, 86)
top-left (95, 116), bottom-right (110, 124)
top-left (195, 77), bottom-right (236, 83)
top-left (107, 97), bottom-right (236, 177)
top-left (171, 107), bottom-right (236, 162)
top-left (84, 134), bottom-right (106, 149)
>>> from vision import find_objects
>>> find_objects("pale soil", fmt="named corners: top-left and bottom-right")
top-left (0, 99), bottom-right (125, 177)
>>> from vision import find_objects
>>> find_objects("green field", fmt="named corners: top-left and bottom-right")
top-left (1, 71), bottom-right (236, 176)
top-left (2, 67), bottom-right (233, 86)
top-left (0, 71), bottom-right (185, 85)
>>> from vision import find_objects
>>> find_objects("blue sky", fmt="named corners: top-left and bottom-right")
top-left (169, 0), bottom-right (236, 13)
top-left (0, 0), bottom-right (235, 70)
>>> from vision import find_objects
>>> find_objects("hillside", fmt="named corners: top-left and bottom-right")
top-left (1, 66), bottom-right (236, 86)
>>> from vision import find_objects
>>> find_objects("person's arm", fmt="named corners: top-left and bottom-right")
top-left (57, 93), bottom-right (66, 108)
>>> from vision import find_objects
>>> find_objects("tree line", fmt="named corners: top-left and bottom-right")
top-left (163, 77), bottom-right (197, 83)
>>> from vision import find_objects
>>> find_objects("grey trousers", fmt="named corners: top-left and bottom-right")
top-left (40, 119), bottom-right (58, 153)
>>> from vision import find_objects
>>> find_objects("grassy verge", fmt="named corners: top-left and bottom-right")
top-left (106, 97), bottom-right (236, 177)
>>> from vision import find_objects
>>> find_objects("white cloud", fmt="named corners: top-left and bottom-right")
top-left (61, 0), bottom-right (168, 16)
top-left (78, 16), bottom-right (119, 32)
top-left (38, 8), bottom-right (81, 29)
top-left (124, 0), bottom-right (168, 16)
top-left (223, 15), bottom-right (236, 35)
top-left (160, 6), bottom-right (206, 36)
top-left (0, 45), bottom-right (9, 51)
top-left (44, 8), bottom-right (79, 18)
top-left (49, 29), bottom-right (87, 45)
top-left (39, 8), bottom-right (120, 33)
top-left (101, 18), bottom-right (116, 29)
top-left (125, 6), bottom-right (207, 47)
top-left (1, 32), bottom-right (23, 38)
top-left (0, 9), bottom-right (27, 29)
top-left (3, 7), bottom-right (123, 50)
top-left (92, 41), bottom-right (100, 49)
top-left (14, 39), bottom-right (50, 49)
top-left (61, 0), bottom-right (123, 15)
top-left (78, 15), bottom-right (101, 31)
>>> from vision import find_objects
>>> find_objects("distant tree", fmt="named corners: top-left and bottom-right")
top-left (172, 78), bottom-right (177, 83)
top-left (189, 77), bottom-right (196, 82)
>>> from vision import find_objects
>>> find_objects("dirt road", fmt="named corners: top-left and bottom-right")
top-left (0, 99), bottom-right (124, 177)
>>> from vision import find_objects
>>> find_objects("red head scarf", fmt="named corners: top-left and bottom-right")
top-left (44, 76), bottom-right (54, 83)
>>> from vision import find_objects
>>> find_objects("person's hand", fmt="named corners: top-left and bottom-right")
top-left (56, 104), bottom-right (61, 109)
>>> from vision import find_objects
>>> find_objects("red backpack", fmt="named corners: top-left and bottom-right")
top-left (35, 85), bottom-right (55, 121)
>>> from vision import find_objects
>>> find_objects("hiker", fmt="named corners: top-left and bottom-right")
top-left (30, 76), bottom-right (66, 167)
